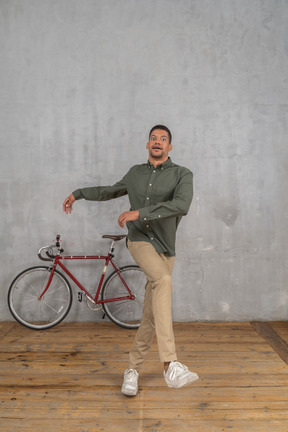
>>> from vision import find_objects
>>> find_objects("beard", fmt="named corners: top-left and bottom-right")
top-left (150, 149), bottom-right (163, 159)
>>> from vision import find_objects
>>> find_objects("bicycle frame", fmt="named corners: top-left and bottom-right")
top-left (39, 250), bottom-right (135, 305)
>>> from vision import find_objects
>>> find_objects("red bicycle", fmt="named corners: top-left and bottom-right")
top-left (8, 235), bottom-right (145, 330)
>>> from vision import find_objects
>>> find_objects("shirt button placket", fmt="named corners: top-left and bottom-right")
top-left (144, 168), bottom-right (157, 242)
top-left (145, 169), bottom-right (156, 207)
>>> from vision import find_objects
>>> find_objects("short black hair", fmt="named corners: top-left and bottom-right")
top-left (149, 125), bottom-right (172, 143)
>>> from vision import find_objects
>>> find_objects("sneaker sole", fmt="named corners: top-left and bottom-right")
top-left (121, 387), bottom-right (138, 396)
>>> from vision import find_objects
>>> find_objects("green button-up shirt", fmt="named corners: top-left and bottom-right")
top-left (72, 158), bottom-right (193, 256)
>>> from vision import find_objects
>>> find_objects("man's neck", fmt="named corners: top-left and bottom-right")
top-left (148, 156), bottom-right (169, 168)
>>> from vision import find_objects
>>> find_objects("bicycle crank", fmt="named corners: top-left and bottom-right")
top-left (85, 295), bottom-right (103, 311)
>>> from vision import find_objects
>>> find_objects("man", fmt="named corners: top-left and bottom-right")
top-left (63, 125), bottom-right (199, 396)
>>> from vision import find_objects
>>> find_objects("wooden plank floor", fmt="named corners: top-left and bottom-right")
top-left (1, 321), bottom-right (288, 432)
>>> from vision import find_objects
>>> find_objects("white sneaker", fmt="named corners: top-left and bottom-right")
top-left (164, 361), bottom-right (199, 388)
top-left (121, 369), bottom-right (139, 396)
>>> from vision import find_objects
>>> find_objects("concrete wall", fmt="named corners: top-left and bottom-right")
top-left (1, 0), bottom-right (288, 322)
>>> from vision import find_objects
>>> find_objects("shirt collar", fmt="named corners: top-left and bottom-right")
top-left (147, 157), bottom-right (172, 169)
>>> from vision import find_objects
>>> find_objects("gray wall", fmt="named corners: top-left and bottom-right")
top-left (1, 0), bottom-right (288, 322)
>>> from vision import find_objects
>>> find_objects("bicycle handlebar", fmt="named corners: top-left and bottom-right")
top-left (38, 246), bottom-right (54, 261)
top-left (38, 235), bottom-right (64, 261)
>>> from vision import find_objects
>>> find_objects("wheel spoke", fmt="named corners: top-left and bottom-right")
top-left (8, 267), bottom-right (72, 330)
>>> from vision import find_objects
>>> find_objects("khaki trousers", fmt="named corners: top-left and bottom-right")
top-left (127, 240), bottom-right (177, 370)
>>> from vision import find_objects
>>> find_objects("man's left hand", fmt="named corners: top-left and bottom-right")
top-left (118, 210), bottom-right (140, 228)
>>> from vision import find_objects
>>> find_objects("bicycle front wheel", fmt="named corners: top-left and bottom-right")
top-left (8, 266), bottom-right (72, 330)
top-left (101, 265), bottom-right (145, 329)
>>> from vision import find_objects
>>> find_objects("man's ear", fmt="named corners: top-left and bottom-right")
top-left (146, 142), bottom-right (150, 149)
top-left (168, 144), bottom-right (172, 152)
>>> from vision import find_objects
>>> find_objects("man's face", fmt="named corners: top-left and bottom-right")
top-left (146, 129), bottom-right (172, 161)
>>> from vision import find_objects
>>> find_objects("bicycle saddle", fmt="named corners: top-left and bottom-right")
top-left (102, 234), bottom-right (127, 241)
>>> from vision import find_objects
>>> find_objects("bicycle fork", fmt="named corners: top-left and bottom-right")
top-left (38, 260), bottom-right (58, 300)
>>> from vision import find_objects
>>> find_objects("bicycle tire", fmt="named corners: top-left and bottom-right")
top-left (101, 265), bottom-right (145, 329)
top-left (8, 266), bottom-right (72, 330)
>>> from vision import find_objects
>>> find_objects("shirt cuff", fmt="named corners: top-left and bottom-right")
top-left (139, 208), bottom-right (162, 221)
top-left (138, 208), bottom-right (148, 221)
top-left (72, 189), bottom-right (82, 200)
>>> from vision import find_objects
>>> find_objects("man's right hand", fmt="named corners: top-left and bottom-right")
top-left (63, 193), bottom-right (76, 214)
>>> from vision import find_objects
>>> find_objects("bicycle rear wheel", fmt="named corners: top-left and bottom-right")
top-left (8, 266), bottom-right (72, 330)
top-left (101, 265), bottom-right (145, 329)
